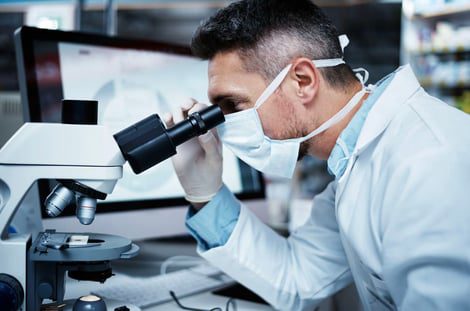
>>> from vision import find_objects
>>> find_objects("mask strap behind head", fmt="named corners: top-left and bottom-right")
top-left (313, 58), bottom-right (345, 68)
top-left (353, 68), bottom-right (369, 86)
top-left (254, 35), bottom-right (350, 109)
top-left (338, 34), bottom-right (349, 53)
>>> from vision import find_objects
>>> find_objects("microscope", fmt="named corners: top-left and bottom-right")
top-left (0, 100), bottom-right (224, 310)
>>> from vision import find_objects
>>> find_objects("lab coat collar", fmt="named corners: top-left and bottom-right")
top-left (355, 64), bottom-right (421, 154)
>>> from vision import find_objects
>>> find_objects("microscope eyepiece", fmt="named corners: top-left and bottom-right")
top-left (114, 105), bottom-right (225, 174)
top-left (44, 104), bottom-right (224, 226)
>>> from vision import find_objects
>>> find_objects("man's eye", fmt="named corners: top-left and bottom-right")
top-left (220, 100), bottom-right (238, 114)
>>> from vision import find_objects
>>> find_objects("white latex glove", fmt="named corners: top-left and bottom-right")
top-left (165, 100), bottom-right (223, 204)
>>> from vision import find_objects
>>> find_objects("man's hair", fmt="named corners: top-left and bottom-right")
top-left (191, 0), bottom-right (358, 91)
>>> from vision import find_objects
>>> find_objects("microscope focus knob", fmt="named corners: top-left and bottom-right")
top-left (0, 273), bottom-right (24, 311)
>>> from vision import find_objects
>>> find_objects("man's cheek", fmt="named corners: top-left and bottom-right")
top-left (264, 119), bottom-right (286, 140)
top-left (257, 115), bottom-right (275, 138)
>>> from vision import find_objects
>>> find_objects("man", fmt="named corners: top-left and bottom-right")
top-left (166, 1), bottom-right (470, 310)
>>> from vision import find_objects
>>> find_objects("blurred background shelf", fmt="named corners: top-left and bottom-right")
top-left (408, 48), bottom-right (470, 56)
top-left (401, 0), bottom-right (470, 113)
top-left (419, 80), bottom-right (470, 90)
top-left (413, 2), bottom-right (470, 18)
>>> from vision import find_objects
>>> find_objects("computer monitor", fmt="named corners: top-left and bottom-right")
top-left (14, 26), bottom-right (266, 239)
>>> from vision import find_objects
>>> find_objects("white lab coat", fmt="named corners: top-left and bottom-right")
top-left (198, 65), bottom-right (470, 310)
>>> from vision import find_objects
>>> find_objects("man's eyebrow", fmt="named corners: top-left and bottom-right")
top-left (210, 94), bottom-right (250, 105)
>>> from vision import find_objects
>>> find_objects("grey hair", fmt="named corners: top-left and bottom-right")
top-left (191, 0), bottom-right (358, 90)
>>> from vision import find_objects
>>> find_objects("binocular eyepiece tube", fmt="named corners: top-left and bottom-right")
top-left (114, 105), bottom-right (225, 174)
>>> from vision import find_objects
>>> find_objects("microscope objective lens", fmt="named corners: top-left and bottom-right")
top-left (76, 196), bottom-right (97, 225)
top-left (45, 184), bottom-right (75, 217)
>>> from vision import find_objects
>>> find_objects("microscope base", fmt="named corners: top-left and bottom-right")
top-left (27, 230), bottom-right (139, 311)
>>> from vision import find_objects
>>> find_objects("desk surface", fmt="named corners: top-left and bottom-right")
top-left (64, 237), bottom-right (274, 311)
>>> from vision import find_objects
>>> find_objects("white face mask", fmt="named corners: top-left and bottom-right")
top-left (217, 35), bottom-right (371, 179)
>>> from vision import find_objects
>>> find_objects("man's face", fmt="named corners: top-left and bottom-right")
top-left (207, 51), bottom-right (304, 142)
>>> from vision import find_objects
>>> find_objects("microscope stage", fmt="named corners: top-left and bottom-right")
top-left (30, 231), bottom-right (139, 262)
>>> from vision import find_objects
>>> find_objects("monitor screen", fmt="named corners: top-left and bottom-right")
top-left (15, 26), bottom-right (264, 218)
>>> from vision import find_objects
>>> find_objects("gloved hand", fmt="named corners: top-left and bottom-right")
top-left (165, 99), bottom-right (223, 205)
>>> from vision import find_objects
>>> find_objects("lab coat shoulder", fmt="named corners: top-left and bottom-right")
top-left (373, 89), bottom-right (470, 310)
top-left (409, 88), bottom-right (470, 151)
top-left (376, 88), bottom-right (470, 216)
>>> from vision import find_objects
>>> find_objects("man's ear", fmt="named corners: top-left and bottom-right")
top-left (289, 58), bottom-right (320, 106)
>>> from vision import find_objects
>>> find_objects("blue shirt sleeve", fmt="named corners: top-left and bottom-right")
top-left (185, 184), bottom-right (241, 251)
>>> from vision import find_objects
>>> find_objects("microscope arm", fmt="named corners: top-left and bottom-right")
top-left (0, 123), bottom-right (123, 310)
top-left (0, 122), bottom-right (124, 237)
top-left (0, 165), bottom-right (122, 239)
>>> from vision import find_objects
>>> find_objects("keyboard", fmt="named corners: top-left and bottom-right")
top-left (92, 265), bottom-right (234, 308)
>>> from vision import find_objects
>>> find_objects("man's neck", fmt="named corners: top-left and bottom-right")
top-left (307, 82), bottom-right (368, 160)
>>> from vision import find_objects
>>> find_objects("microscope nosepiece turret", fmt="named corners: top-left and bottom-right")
top-left (44, 180), bottom-right (106, 224)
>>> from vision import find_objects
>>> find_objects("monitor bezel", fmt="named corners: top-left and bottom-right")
top-left (14, 26), bottom-right (265, 217)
